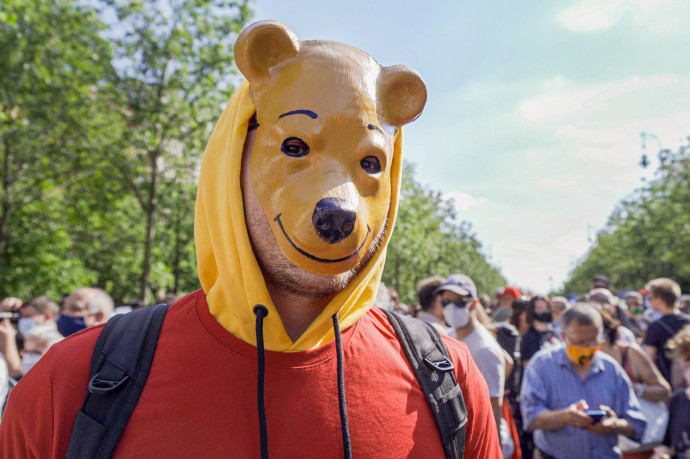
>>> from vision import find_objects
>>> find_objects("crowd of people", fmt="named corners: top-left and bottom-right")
top-left (382, 274), bottom-right (690, 458)
top-left (2, 274), bottom-right (690, 458)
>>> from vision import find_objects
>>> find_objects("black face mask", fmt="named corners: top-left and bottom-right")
top-left (534, 311), bottom-right (553, 323)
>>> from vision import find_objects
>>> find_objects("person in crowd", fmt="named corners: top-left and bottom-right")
top-left (599, 310), bottom-right (670, 403)
top-left (592, 275), bottom-right (613, 291)
top-left (0, 352), bottom-right (8, 418)
top-left (590, 288), bottom-right (638, 343)
top-left (521, 303), bottom-right (647, 458)
top-left (520, 296), bottom-right (561, 367)
top-left (642, 278), bottom-right (690, 386)
top-left (415, 275), bottom-right (452, 336)
top-left (510, 297), bottom-right (530, 337)
top-left (625, 291), bottom-right (648, 335)
top-left (654, 325), bottom-right (690, 459)
top-left (679, 295), bottom-right (690, 316)
top-left (550, 296), bottom-right (570, 337)
top-left (0, 296), bottom-right (59, 378)
top-left (57, 287), bottom-right (114, 337)
top-left (494, 286), bottom-right (522, 323)
top-left (20, 322), bottom-right (63, 376)
top-left (437, 274), bottom-right (511, 455)
top-left (493, 288), bottom-right (505, 311)
top-left (479, 294), bottom-right (492, 315)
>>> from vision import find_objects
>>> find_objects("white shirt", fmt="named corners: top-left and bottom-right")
top-left (461, 322), bottom-right (505, 398)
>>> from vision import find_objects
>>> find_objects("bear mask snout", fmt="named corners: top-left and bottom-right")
top-left (312, 197), bottom-right (356, 244)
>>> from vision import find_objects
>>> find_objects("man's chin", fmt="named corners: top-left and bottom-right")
top-left (260, 223), bottom-right (386, 299)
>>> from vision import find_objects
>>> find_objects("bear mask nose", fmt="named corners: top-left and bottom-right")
top-left (312, 197), bottom-right (356, 244)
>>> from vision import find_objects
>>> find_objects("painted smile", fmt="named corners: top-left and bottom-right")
top-left (274, 213), bottom-right (371, 263)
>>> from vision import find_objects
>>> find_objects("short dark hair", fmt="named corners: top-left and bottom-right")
top-left (416, 275), bottom-right (445, 311)
top-left (593, 275), bottom-right (611, 288)
top-left (525, 296), bottom-right (552, 326)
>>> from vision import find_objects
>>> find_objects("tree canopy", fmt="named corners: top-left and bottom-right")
top-left (561, 138), bottom-right (690, 295)
top-left (1, 1), bottom-right (502, 306)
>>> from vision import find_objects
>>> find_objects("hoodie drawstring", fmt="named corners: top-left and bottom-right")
top-left (253, 306), bottom-right (352, 459)
top-left (253, 305), bottom-right (269, 459)
top-left (332, 313), bottom-right (353, 459)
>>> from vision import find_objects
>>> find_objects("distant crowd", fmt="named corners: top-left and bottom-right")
top-left (2, 275), bottom-right (690, 458)
top-left (378, 274), bottom-right (690, 459)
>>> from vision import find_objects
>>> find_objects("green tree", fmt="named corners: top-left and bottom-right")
top-left (98, 0), bottom-right (251, 303)
top-left (0, 0), bottom-right (115, 299)
top-left (562, 137), bottom-right (690, 295)
top-left (383, 163), bottom-right (505, 304)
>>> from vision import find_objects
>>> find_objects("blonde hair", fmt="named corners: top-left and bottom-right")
top-left (666, 324), bottom-right (690, 360)
top-left (645, 277), bottom-right (681, 308)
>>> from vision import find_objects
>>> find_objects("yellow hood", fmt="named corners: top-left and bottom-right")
top-left (195, 81), bottom-right (404, 352)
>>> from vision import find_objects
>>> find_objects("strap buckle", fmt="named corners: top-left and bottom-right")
top-left (88, 372), bottom-right (129, 395)
top-left (423, 355), bottom-right (455, 372)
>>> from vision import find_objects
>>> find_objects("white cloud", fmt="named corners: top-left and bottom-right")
top-left (444, 191), bottom-right (488, 211)
top-left (557, 0), bottom-right (677, 33)
top-left (519, 75), bottom-right (681, 123)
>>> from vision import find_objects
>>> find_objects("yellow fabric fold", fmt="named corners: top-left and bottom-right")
top-left (195, 80), bottom-right (403, 352)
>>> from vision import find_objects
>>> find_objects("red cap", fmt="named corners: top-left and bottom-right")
top-left (502, 286), bottom-right (521, 300)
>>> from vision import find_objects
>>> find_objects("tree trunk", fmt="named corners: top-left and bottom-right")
top-left (172, 202), bottom-right (181, 294)
top-left (140, 155), bottom-right (158, 305)
top-left (0, 134), bottom-right (13, 282)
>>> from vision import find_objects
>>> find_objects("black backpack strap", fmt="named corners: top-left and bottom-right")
top-left (383, 309), bottom-right (467, 459)
top-left (67, 303), bottom-right (170, 459)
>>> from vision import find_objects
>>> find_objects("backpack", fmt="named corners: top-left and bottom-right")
top-left (66, 304), bottom-right (467, 458)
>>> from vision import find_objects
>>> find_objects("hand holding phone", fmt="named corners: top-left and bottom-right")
top-left (583, 409), bottom-right (606, 424)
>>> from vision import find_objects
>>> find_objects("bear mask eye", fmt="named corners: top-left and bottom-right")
top-left (281, 137), bottom-right (310, 157)
top-left (360, 156), bottom-right (381, 175)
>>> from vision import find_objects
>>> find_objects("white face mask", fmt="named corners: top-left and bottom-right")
top-left (21, 351), bottom-right (42, 375)
top-left (444, 303), bottom-right (471, 329)
top-left (17, 317), bottom-right (36, 337)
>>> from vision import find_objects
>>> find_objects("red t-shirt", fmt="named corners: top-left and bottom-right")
top-left (0, 290), bottom-right (500, 458)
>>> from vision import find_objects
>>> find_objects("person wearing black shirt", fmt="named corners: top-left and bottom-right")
top-left (520, 296), bottom-right (561, 365)
top-left (642, 278), bottom-right (690, 385)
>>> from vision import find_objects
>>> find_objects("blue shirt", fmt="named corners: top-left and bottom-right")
top-left (520, 345), bottom-right (647, 459)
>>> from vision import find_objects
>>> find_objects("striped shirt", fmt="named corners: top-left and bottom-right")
top-left (520, 344), bottom-right (647, 459)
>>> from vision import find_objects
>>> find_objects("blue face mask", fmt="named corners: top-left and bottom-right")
top-left (57, 314), bottom-right (87, 337)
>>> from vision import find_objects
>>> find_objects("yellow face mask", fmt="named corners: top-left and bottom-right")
top-left (565, 343), bottom-right (600, 366)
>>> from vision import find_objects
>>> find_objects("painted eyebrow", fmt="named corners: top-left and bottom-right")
top-left (278, 109), bottom-right (318, 120)
top-left (367, 124), bottom-right (384, 134)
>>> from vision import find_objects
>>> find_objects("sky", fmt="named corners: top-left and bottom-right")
top-left (251, 0), bottom-right (690, 294)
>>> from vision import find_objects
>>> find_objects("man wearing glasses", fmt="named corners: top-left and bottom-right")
top-left (520, 303), bottom-right (646, 458)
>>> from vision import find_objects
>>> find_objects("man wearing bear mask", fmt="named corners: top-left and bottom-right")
top-left (0, 21), bottom-right (500, 457)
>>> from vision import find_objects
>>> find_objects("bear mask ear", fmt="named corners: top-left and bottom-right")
top-left (378, 65), bottom-right (428, 126)
top-left (235, 20), bottom-right (300, 81)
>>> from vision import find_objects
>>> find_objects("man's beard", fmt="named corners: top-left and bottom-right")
top-left (248, 211), bottom-right (389, 299)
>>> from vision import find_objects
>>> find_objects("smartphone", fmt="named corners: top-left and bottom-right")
top-left (584, 409), bottom-right (606, 424)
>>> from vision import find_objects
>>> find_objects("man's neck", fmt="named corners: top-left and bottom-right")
top-left (661, 307), bottom-right (680, 316)
top-left (533, 321), bottom-right (548, 332)
top-left (455, 318), bottom-right (476, 341)
top-left (265, 281), bottom-right (335, 342)
top-left (571, 360), bottom-right (593, 380)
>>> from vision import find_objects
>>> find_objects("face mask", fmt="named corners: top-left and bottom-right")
top-left (565, 343), bottom-right (600, 366)
top-left (17, 317), bottom-right (36, 337)
top-left (444, 303), bottom-right (471, 329)
top-left (534, 311), bottom-right (553, 323)
top-left (57, 314), bottom-right (87, 337)
top-left (21, 351), bottom-right (42, 375)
